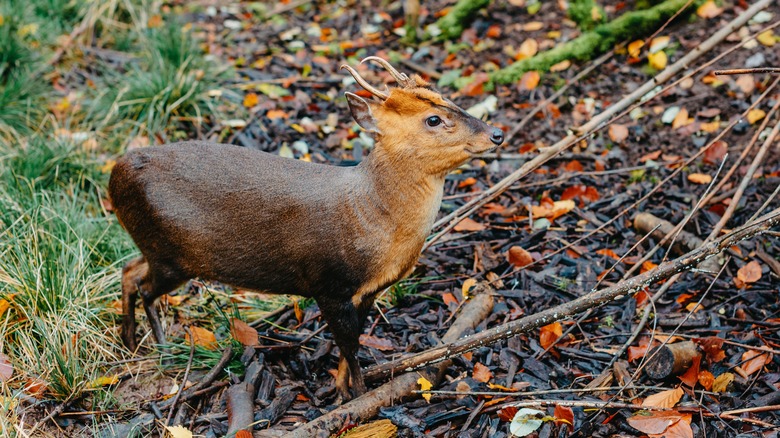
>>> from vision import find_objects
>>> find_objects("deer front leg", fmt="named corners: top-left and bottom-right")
top-left (121, 257), bottom-right (149, 351)
top-left (319, 299), bottom-right (369, 401)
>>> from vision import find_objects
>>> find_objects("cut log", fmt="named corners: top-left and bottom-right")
top-left (645, 341), bottom-right (701, 380)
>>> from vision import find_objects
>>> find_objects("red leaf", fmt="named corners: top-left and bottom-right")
top-left (554, 404), bottom-right (574, 426)
top-left (473, 362), bottom-right (493, 383)
top-left (696, 337), bottom-right (725, 362)
top-left (679, 355), bottom-right (700, 388)
top-left (703, 140), bottom-right (728, 165)
top-left (539, 322), bottom-right (563, 351)
top-left (507, 246), bottom-right (533, 268)
top-left (230, 318), bottom-right (259, 347)
top-left (498, 406), bottom-right (519, 422)
top-left (628, 345), bottom-right (648, 362)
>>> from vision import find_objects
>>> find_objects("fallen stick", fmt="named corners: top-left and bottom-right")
top-left (426, 0), bottom-right (773, 248)
top-left (283, 283), bottom-right (495, 438)
top-left (365, 208), bottom-right (780, 381)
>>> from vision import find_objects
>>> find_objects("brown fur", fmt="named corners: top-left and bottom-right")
top-left (110, 75), bottom-right (503, 400)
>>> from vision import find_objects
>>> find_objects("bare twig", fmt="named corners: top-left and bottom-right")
top-left (714, 67), bottom-right (780, 75)
top-left (366, 208), bottom-right (780, 380)
top-left (166, 327), bottom-right (195, 425)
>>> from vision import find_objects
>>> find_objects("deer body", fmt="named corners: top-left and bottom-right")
top-left (111, 57), bottom-right (503, 399)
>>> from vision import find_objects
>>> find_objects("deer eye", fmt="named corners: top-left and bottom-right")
top-left (426, 116), bottom-right (442, 127)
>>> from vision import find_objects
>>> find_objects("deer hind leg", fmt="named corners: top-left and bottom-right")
top-left (121, 257), bottom-right (149, 351)
top-left (320, 298), bottom-right (371, 401)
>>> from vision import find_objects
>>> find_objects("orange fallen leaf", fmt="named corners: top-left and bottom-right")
top-left (627, 40), bottom-right (645, 58)
top-left (696, 0), bottom-right (722, 19)
top-left (741, 349), bottom-right (771, 376)
top-left (609, 124), bottom-right (629, 143)
top-left (649, 415), bottom-right (693, 438)
top-left (712, 372), bottom-right (734, 392)
top-left (627, 411), bottom-right (687, 435)
top-left (418, 377), bottom-right (433, 402)
top-left (672, 108), bottom-right (691, 129)
top-left (679, 356), bottom-right (700, 388)
top-left (266, 109), bottom-right (289, 120)
top-left (539, 322), bottom-right (563, 351)
top-left (747, 109), bottom-right (766, 124)
top-left (473, 362), bottom-right (493, 383)
top-left (736, 260), bottom-right (762, 284)
top-left (454, 217), bottom-right (486, 232)
top-left (185, 326), bottom-right (218, 350)
top-left (698, 370), bottom-right (714, 391)
top-left (554, 404), bottom-right (574, 426)
top-left (243, 92), bottom-right (259, 108)
top-left (518, 71), bottom-right (540, 91)
top-left (696, 337), bottom-right (725, 362)
top-left (703, 140), bottom-right (727, 165)
top-left (516, 39), bottom-right (539, 60)
top-left (441, 292), bottom-right (459, 307)
top-left (642, 387), bottom-right (684, 408)
top-left (596, 248), bottom-right (619, 259)
top-left (687, 173), bottom-right (712, 184)
top-left (230, 318), bottom-right (259, 346)
top-left (648, 51), bottom-right (667, 70)
top-left (507, 246), bottom-right (533, 268)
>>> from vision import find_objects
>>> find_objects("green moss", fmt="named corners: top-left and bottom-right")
top-left (490, 0), bottom-right (705, 84)
top-left (433, 0), bottom-right (490, 41)
top-left (568, 0), bottom-right (606, 30)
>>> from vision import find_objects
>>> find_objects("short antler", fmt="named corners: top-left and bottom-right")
top-left (361, 56), bottom-right (416, 88)
top-left (340, 64), bottom-right (389, 100)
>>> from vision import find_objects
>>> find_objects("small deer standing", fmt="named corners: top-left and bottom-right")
top-left (110, 57), bottom-right (504, 400)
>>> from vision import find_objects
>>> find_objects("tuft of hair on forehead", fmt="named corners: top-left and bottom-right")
top-left (382, 86), bottom-right (449, 115)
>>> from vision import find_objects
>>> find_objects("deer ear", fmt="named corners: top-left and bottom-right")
top-left (346, 92), bottom-right (379, 134)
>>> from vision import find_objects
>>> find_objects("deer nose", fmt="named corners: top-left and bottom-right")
top-left (490, 128), bottom-right (504, 145)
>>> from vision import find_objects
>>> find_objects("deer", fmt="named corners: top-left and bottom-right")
top-left (109, 56), bottom-right (504, 400)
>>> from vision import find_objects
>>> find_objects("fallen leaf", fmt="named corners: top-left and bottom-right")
top-left (564, 160), bottom-right (584, 172)
top-left (522, 22), bottom-right (544, 31)
top-left (147, 15), bottom-right (163, 28)
top-left (418, 377), bottom-right (433, 402)
top-left (679, 356), bottom-right (701, 388)
top-left (696, 0), bottom-right (722, 19)
top-left (235, 431), bottom-right (253, 438)
top-left (507, 246), bottom-right (533, 268)
top-left (628, 345), bottom-right (649, 362)
top-left (698, 370), bottom-right (714, 390)
top-left (648, 51), bottom-right (667, 70)
top-left (609, 124), bottom-right (629, 143)
top-left (741, 350), bottom-right (771, 376)
top-left (458, 177), bottom-right (477, 188)
top-left (462, 278), bottom-right (478, 298)
top-left (359, 334), bottom-right (395, 351)
top-left (243, 92), bottom-right (259, 108)
top-left (549, 60), bottom-right (571, 72)
top-left (164, 425), bottom-right (193, 438)
top-left (498, 406), bottom-right (519, 422)
top-left (510, 408), bottom-right (545, 437)
top-left (696, 337), bottom-right (725, 362)
top-left (641, 261), bottom-right (658, 273)
top-left (650, 415), bottom-right (693, 438)
top-left (649, 36), bottom-right (671, 53)
top-left (24, 378), bottom-right (47, 398)
top-left (0, 354), bottom-right (12, 382)
top-left (89, 374), bottom-right (119, 388)
top-left (516, 38), bottom-right (539, 60)
top-left (642, 387), bottom-right (683, 408)
top-left (530, 199), bottom-right (575, 221)
top-left (627, 411), bottom-right (686, 435)
top-left (486, 24), bottom-right (501, 38)
top-left (712, 372), bottom-right (734, 393)
top-left (539, 322), bottom-right (563, 351)
top-left (672, 107), bottom-right (691, 129)
top-left (687, 173), bottom-right (712, 184)
top-left (736, 260), bottom-right (762, 284)
top-left (473, 362), bottom-right (493, 383)
top-left (756, 30), bottom-right (776, 47)
top-left (596, 248), bottom-right (619, 259)
top-left (554, 404), bottom-right (574, 426)
top-left (735, 75), bottom-right (755, 94)
top-left (454, 217), bottom-right (486, 232)
top-left (628, 40), bottom-right (645, 58)
top-left (266, 109), bottom-right (289, 120)
top-left (230, 319), bottom-right (259, 346)
top-left (441, 292), bottom-right (459, 307)
top-left (185, 326), bottom-right (218, 350)
top-left (703, 140), bottom-right (727, 165)
top-left (518, 71), bottom-right (540, 91)
top-left (747, 109), bottom-right (766, 124)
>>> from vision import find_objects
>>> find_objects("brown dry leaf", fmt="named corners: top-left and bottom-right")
top-left (596, 248), bottom-right (619, 259)
top-left (737, 260), bottom-right (762, 284)
top-left (679, 356), bottom-right (701, 388)
top-left (507, 246), bottom-right (533, 268)
top-left (185, 326), bottom-right (218, 350)
top-left (703, 140), bottom-right (728, 165)
top-left (24, 378), bottom-right (48, 398)
top-left (539, 322), bottom-right (563, 351)
top-left (554, 404), bottom-right (574, 426)
top-left (266, 109), bottom-right (289, 120)
top-left (650, 416), bottom-right (693, 438)
top-left (441, 292), bottom-right (459, 307)
top-left (640, 150), bottom-right (662, 163)
top-left (0, 354), bottom-right (12, 382)
top-left (696, 337), bottom-right (726, 362)
top-left (486, 24), bottom-right (502, 38)
top-left (747, 109), bottom-right (766, 124)
top-left (359, 334), bottom-right (394, 351)
top-left (641, 261), bottom-right (658, 273)
top-left (458, 177), bottom-right (477, 188)
top-left (627, 411), bottom-right (686, 435)
top-left (522, 22), bottom-right (544, 31)
top-left (473, 362), bottom-right (493, 383)
top-left (230, 319), bottom-right (259, 346)
top-left (696, 0), bottom-right (722, 19)
top-left (700, 121), bottom-right (720, 133)
top-left (741, 350), bottom-right (771, 376)
top-left (642, 387), bottom-right (684, 408)
top-left (698, 371), bottom-right (714, 390)
top-left (628, 345), bottom-right (649, 362)
top-left (454, 217), bottom-right (486, 232)
top-left (518, 71), bottom-right (540, 91)
top-left (735, 75), bottom-right (755, 94)
top-left (530, 199), bottom-right (575, 220)
top-left (462, 278), bottom-right (478, 298)
top-left (712, 372), bottom-right (734, 393)
top-left (672, 108), bottom-right (691, 129)
top-left (498, 406), bottom-right (520, 421)
top-left (235, 431), bottom-right (252, 438)
top-left (164, 425), bottom-right (193, 438)
top-left (609, 124), bottom-right (629, 143)
top-left (243, 92), bottom-right (259, 108)
top-left (516, 38), bottom-right (539, 60)
top-left (687, 173), bottom-right (712, 185)
top-left (564, 160), bottom-right (584, 172)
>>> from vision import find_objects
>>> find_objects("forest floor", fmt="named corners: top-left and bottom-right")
top-left (0, 0), bottom-right (779, 437)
